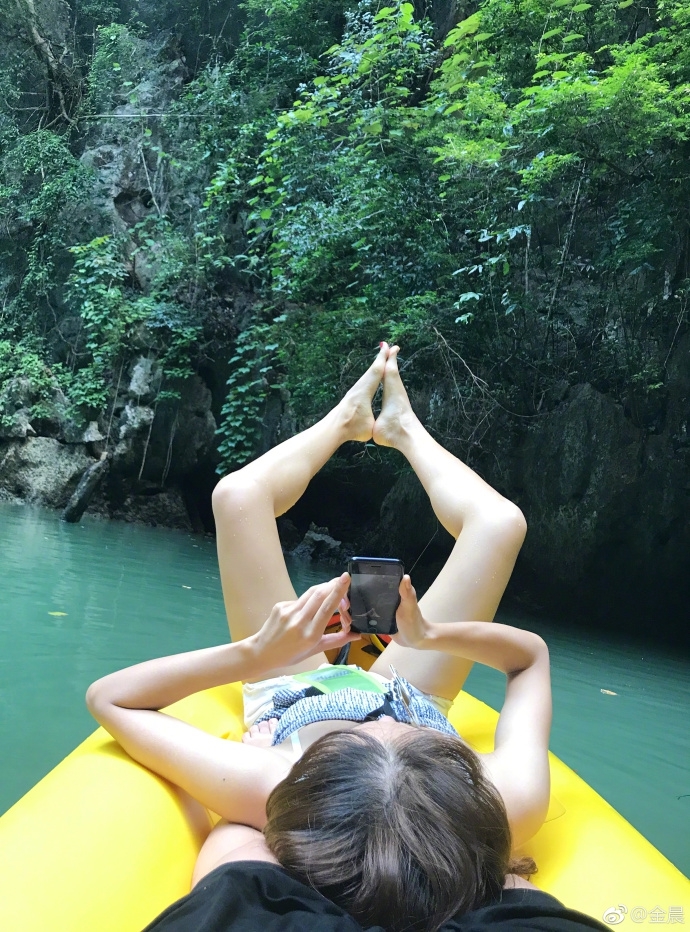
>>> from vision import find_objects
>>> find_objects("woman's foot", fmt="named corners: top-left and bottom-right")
top-left (372, 346), bottom-right (420, 448)
top-left (242, 718), bottom-right (299, 763)
top-left (242, 718), bottom-right (279, 749)
top-left (336, 342), bottom-right (389, 442)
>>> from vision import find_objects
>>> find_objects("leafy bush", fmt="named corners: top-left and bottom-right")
top-left (2, 0), bottom-right (690, 471)
top-left (86, 24), bottom-right (147, 113)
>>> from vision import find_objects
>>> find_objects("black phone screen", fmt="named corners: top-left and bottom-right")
top-left (347, 557), bottom-right (404, 635)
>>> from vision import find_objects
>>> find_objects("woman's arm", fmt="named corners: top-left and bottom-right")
top-left (399, 610), bottom-right (552, 751)
top-left (86, 574), bottom-right (356, 826)
top-left (87, 574), bottom-right (354, 714)
top-left (394, 575), bottom-right (552, 846)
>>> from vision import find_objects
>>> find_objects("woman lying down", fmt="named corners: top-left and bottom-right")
top-left (87, 344), bottom-right (608, 932)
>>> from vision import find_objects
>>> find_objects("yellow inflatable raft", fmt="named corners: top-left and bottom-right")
top-left (0, 681), bottom-right (688, 932)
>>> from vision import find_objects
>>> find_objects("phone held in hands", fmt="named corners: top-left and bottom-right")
top-left (347, 557), bottom-right (404, 635)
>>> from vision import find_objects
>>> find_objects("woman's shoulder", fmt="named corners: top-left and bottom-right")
top-left (142, 860), bottom-right (381, 932)
top-left (144, 861), bottom-right (611, 932)
top-left (442, 888), bottom-right (611, 932)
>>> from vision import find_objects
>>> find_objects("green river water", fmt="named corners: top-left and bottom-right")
top-left (1, 502), bottom-right (688, 877)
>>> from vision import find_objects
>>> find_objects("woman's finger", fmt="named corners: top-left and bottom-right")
top-left (318, 629), bottom-right (361, 652)
top-left (283, 578), bottom-right (338, 619)
top-left (294, 581), bottom-right (334, 627)
top-left (339, 604), bottom-right (353, 631)
top-left (290, 581), bottom-right (326, 611)
top-left (309, 573), bottom-right (350, 630)
top-left (296, 573), bottom-right (348, 631)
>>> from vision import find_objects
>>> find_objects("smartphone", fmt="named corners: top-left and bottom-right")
top-left (347, 557), bottom-right (404, 635)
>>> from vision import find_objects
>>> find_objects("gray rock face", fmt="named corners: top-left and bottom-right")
top-left (291, 523), bottom-right (350, 564)
top-left (118, 401), bottom-right (155, 440)
top-left (0, 408), bottom-right (36, 440)
top-left (160, 376), bottom-right (217, 478)
top-left (62, 452), bottom-right (111, 523)
top-left (0, 361), bottom-right (216, 526)
top-left (0, 438), bottom-right (94, 508)
top-left (491, 373), bottom-right (690, 633)
top-left (371, 472), bottom-right (442, 565)
top-left (111, 375), bottom-right (216, 483)
top-left (0, 377), bottom-right (36, 439)
top-left (509, 382), bottom-right (642, 585)
top-left (0, 376), bottom-right (33, 410)
top-left (0, 37), bottom-right (216, 530)
top-left (363, 335), bottom-right (690, 638)
top-left (128, 356), bottom-right (161, 402)
top-left (82, 421), bottom-right (104, 444)
top-left (79, 41), bottom-right (188, 269)
top-left (502, 361), bottom-right (690, 606)
top-left (277, 516), bottom-right (301, 552)
top-left (108, 486), bottom-right (193, 531)
top-left (0, 375), bottom-right (93, 443)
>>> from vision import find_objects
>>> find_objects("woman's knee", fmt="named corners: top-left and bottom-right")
top-left (502, 503), bottom-right (527, 545)
top-left (212, 472), bottom-right (262, 521)
top-left (478, 502), bottom-right (527, 553)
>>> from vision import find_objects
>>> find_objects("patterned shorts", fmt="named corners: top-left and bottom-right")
top-left (242, 663), bottom-right (453, 729)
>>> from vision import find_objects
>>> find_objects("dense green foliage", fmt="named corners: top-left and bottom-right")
top-left (1, 0), bottom-right (689, 467)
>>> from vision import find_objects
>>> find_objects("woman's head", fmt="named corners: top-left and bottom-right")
top-left (264, 724), bottom-right (514, 932)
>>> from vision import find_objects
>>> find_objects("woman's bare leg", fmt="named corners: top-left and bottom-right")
top-left (369, 347), bottom-right (526, 700)
top-left (211, 344), bottom-right (388, 678)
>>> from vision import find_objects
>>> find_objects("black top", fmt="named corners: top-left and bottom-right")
top-left (142, 861), bottom-right (610, 932)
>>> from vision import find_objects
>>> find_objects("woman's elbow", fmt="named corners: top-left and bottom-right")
top-left (506, 632), bottom-right (549, 677)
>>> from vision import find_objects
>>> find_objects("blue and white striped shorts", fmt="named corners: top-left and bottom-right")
top-left (242, 663), bottom-right (453, 729)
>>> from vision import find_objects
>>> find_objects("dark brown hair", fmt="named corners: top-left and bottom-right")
top-left (264, 727), bottom-right (532, 932)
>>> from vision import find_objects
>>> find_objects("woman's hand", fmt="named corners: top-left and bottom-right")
top-left (248, 573), bottom-right (360, 673)
top-left (393, 575), bottom-right (433, 649)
